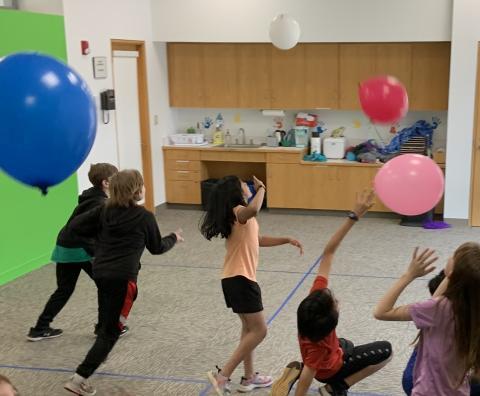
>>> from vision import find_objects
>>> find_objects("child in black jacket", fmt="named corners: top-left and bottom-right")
top-left (28, 163), bottom-right (118, 341)
top-left (64, 169), bottom-right (183, 396)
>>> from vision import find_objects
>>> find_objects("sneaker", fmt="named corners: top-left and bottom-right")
top-left (319, 385), bottom-right (347, 396)
top-left (64, 374), bottom-right (96, 396)
top-left (270, 361), bottom-right (302, 396)
top-left (94, 325), bottom-right (129, 337)
top-left (27, 327), bottom-right (63, 342)
top-left (239, 372), bottom-right (273, 392)
top-left (207, 367), bottom-right (231, 396)
top-left (119, 325), bottom-right (129, 337)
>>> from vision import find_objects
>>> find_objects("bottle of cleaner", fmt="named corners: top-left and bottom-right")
top-left (310, 131), bottom-right (321, 154)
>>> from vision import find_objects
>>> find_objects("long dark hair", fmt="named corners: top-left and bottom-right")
top-left (200, 176), bottom-right (245, 240)
top-left (443, 242), bottom-right (480, 383)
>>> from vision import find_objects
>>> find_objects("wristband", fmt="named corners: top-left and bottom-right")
top-left (347, 211), bottom-right (359, 221)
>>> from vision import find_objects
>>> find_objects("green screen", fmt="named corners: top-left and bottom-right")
top-left (0, 9), bottom-right (78, 285)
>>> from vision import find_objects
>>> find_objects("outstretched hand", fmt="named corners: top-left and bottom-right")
top-left (406, 247), bottom-right (438, 279)
top-left (353, 190), bottom-right (375, 218)
top-left (175, 229), bottom-right (184, 243)
top-left (289, 238), bottom-right (304, 255)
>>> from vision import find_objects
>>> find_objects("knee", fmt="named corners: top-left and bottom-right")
top-left (254, 324), bottom-right (267, 341)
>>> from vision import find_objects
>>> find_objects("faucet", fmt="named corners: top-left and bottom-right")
top-left (238, 128), bottom-right (246, 145)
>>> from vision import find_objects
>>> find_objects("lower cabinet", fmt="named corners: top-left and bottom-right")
top-left (165, 180), bottom-right (201, 204)
top-left (267, 163), bottom-right (390, 211)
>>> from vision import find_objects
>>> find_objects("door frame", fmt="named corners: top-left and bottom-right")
top-left (469, 42), bottom-right (480, 226)
top-left (111, 39), bottom-right (154, 212)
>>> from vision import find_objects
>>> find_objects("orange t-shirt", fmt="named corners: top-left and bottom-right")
top-left (298, 275), bottom-right (343, 379)
top-left (222, 205), bottom-right (259, 282)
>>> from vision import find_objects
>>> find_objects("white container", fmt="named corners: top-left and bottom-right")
top-left (169, 133), bottom-right (204, 145)
top-left (310, 133), bottom-right (321, 154)
top-left (323, 137), bottom-right (347, 159)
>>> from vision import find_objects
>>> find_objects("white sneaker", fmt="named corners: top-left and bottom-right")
top-left (238, 372), bottom-right (273, 392)
top-left (207, 368), bottom-right (231, 396)
top-left (64, 374), bottom-right (96, 396)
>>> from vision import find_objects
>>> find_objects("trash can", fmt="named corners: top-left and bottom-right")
top-left (201, 179), bottom-right (219, 210)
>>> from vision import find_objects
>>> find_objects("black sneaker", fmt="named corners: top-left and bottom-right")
top-left (119, 325), bottom-right (129, 337)
top-left (27, 327), bottom-right (63, 342)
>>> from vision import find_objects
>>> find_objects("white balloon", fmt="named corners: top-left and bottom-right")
top-left (269, 14), bottom-right (301, 50)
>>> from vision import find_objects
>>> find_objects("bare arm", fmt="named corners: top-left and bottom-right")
top-left (259, 236), bottom-right (304, 254)
top-left (317, 190), bottom-right (374, 279)
top-left (374, 247), bottom-right (438, 321)
top-left (237, 176), bottom-right (265, 224)
top-left (294, 365), bottom-right (316, 396)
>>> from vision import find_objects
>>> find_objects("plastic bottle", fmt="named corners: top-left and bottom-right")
top-left (310, 131), bottom-right (321, 154)
top-left (225, 129), bottom-right (232, 147)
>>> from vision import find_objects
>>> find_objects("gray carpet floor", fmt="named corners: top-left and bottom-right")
top-left (1, 208), bottom-right (479, 396)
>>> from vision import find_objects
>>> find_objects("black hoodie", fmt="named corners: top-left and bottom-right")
top-left (67, 205), bottom-right (177, 281)
top-left (56, 186), bottom-right (108, 255)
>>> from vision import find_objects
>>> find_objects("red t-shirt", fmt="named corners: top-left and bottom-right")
top-left (298, 275), bottom-right (343, 379)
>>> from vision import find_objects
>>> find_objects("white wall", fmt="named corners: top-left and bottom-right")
top-left (17, 0), bottom-right (63, 15)
top-left (444, 0), bottom-right (480, 219)
top-left (172, 109), bottom-right (447, 151)
top-left (62, 0), bottom-right (171, 205)
top-left (151, 0), bottom-right (452, 43)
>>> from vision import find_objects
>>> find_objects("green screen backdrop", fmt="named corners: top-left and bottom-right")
top-left (0, 9), bottom-right (78, 285)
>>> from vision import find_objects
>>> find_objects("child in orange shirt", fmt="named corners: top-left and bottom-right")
top-left (201, 175), bottom-right (303, 395)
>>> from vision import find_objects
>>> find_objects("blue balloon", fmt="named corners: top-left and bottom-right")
top-left (0, 52), bottom-right (97, 194)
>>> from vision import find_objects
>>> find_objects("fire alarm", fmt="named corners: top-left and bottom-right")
top-left (81, 40), bottom-right (90, 55)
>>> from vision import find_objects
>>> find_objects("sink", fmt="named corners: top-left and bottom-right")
top-left (218, 144), bottom-right (264, 149)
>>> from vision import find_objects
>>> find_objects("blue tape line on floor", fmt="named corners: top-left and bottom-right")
top-left (199, 256), bottom-right (322, 396)
top-left (0, 364), bottom-right (208, 384)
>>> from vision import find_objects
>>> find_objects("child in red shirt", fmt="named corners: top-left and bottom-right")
top-left (272, 191), bottom-right (392, 396)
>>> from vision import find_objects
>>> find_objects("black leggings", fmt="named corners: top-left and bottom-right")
top-left (76, 278), bottom-right (131, 378)
top-left (317, 339), bottom-right (392, 392)
top-left (35, 262), bottom-right (94, 330)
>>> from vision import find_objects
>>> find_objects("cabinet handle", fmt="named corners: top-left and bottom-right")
top-left (176, 160), bottom-right (190, 163)
top-left (177, 171), bottom-right (189, 173)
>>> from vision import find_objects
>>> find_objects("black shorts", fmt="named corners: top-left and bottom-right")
top-left (221, 275), bottom-right (263, 314)
top-left (316, 339), bottom-right (392, 390)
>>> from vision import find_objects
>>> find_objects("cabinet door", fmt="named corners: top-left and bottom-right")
top-left (167, 43), bottom-right (205, 107)
top-left (410, 42), bottom-right (451, 110)
top-left (375, 43), bottom-right (412, 94)
top-left (165, 180), bottom-right (201, 204)
top-left (202, 44), bottom-right (238, 108)
top-left (237, 44), bottom-right (272, 108)
top-left (270, 45), bottom-right (306, 108)
top-left (339, 44), bottom-right (377, 109)
top-left (267, 163), bottom-right (310, 208)
top-left (304, 44), bottom-right (339, 109)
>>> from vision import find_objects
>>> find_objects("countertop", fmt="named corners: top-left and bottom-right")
top-left (163, 144), bottom-right (305, 153)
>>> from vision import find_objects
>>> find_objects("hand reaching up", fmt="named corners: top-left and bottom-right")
top-left (353, 190), bottom-right (375, 218)
top-left (406, 247), bottom-right (438, 279)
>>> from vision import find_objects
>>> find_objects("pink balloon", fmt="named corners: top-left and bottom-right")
top-left (359, 75), bottom-right (409, 125)
top-left (374, 154), bottom-right (444, 216)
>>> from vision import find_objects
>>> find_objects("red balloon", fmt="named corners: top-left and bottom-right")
top-left (359, 75), bottom-right (409, 125)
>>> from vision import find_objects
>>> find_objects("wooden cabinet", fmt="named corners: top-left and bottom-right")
top-left (167, 43), bottom-right (205, 107)
top-left (164, 149), bottom-right (202, 204)
top-left (168, 42), bottom-right (450, 110)
top-left (339, 43), bottom-right (414, 110)
top-left (410, 42), bottom-right (451, 110)
top-left (339, 44), bottom-right (377, 109)
top-left (237, 44), bottom-right (271, 108)
top-left (267, 162), bottom-right (389, 211)
top-left (202, 44), bottom-right (238, 107)
top-left (304, 44), bottom-right (339, 109)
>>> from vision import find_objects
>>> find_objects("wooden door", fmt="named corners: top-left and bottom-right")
top-left (410, 42), bottom-right (451, 110)
top-left (167, 43), bottom-right (205, 107)
top-left (375, 43), bottom-right (412, 94)
top-left (202, 43), bottom-right (238, 107)
top-left (339, 44), bottom-right (377, 109)
top-left (270, 45), bottom-right (306, 108)
top-left (237, 44), bottom-right (272, 108)
top-left (470, 43), bottom-right (480, 226)
top-left (304, 44), bottom-right (339, 109)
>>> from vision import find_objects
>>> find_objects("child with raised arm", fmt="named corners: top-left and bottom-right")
top-left (272, 191), bottom-right (392, 396)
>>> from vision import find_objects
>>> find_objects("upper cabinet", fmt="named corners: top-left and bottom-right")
top-left (410, 42), bottom-right (451, 110)
top-left (167, 42), bottom-right (450, 111)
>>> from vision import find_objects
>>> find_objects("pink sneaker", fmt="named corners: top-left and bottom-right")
top-left (238, 372), bottom-right (273, 393)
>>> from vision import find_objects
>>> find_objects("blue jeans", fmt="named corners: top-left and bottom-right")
top-left (403, 349), bottom-right (480, 395)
